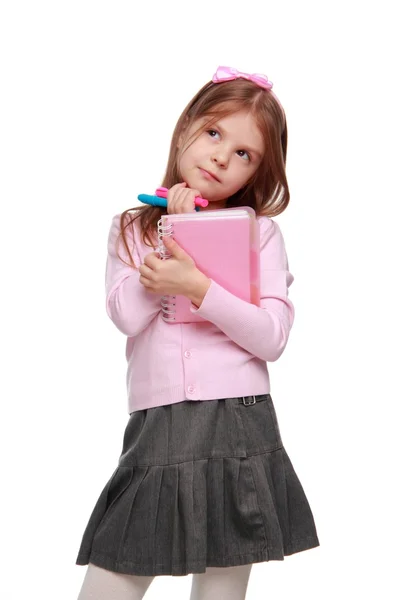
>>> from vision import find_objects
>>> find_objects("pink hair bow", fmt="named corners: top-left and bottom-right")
top-left (212, 66), bottom-right (273, 90)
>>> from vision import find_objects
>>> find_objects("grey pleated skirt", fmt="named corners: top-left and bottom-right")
top-left (75, 394), bottom-right (319, 576)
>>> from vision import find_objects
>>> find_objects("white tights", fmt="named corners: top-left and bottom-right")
top-left (77, 562), bottom-right (253, 600)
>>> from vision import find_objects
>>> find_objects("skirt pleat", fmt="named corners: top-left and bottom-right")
top-left (76, 394), bottom-right (319, 576)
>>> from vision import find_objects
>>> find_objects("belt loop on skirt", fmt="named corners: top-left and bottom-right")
top-left (240, 395), bottom-right (257, 406)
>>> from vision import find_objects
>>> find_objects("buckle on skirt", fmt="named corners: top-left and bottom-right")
top-left (241, 395), bottom-right (256, 406)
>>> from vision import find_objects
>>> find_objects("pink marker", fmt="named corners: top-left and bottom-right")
top-left (155, 187), bottom-right (209, 208)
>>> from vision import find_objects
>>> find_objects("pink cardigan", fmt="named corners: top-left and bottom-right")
top-left (105, 213), bottom-right (295, 414)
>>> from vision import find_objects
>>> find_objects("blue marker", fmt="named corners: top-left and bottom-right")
top-left (138, 194), bottom-right (167, 207)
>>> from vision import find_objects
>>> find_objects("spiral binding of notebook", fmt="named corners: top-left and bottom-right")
top-left (157, 217), bottom-right (177, 322)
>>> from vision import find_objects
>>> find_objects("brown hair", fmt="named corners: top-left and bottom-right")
top-left (117, 77), bottom-right (289, 268)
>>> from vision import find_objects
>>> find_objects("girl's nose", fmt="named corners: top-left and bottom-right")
top-left (211, 152), bottom-right (228, 168)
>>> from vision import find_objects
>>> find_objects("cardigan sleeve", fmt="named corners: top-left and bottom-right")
top-left (105, 214), bottom-right (161, 336)
top-left (189, 217), bottom-right (295, 362)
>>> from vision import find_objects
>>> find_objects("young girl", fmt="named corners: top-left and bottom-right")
top-left (76, 65), bottom-right (320, 600)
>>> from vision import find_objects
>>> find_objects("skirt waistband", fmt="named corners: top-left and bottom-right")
top-left (130, 394), bottom-right (272, 416)
top-left (238, 394), bottom-right (271, 406)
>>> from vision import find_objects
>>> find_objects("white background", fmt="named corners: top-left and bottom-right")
top-left (1, 1), bottom-right (399, 598)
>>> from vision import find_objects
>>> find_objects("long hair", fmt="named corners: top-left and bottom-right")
top-left (118, 78), bottom-right (289, 268)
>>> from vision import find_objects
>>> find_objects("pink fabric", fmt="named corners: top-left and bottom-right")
top-left (105, 214), bottom-right (295, 414)
top-left (212, 66), bottom-right (273, 90)
top-left (211, 65), bottom-right (286, 117)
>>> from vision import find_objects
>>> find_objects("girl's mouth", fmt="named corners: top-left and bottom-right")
top-left (199, 167), bottom-right (220, 182)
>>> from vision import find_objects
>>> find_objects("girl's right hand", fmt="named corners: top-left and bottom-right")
top-left (167, 182), bottom-right (202, 214)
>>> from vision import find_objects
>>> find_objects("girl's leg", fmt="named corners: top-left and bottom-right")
top-left (77, 563), bottom-right (155, 600)
top-left (190, 564), bottom-right (253, 600)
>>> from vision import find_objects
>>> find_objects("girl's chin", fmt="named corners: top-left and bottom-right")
top-left (184, 172), bottom-right (225, 203)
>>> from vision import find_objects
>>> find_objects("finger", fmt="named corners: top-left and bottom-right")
top-left (174, 186), bottom-right (194, 210)
top-left (167, 182), bottom-right (187, 214)
top-left (168, 182), bottom-right (187, 201)
top-left (143, 252), bottom-right (161, 268)
top-left (175, 188), bottom-right (200, 213)
top-left (179, 188), bottom-right (201, 202)
top-left (139, 275), bottom-right (153, 288)
top-left (168, 187), bottom-right (186, 214)
top-left (170, 182), bottom-right (187, 193)
top-left (162, 236), bottom-right (192, 261)
top-left (139, 264), bottom-right (154, 279)
top-left (182, 188), bottom-right (201, 211)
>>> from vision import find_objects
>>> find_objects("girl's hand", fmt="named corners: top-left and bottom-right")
top-left (139, 236), bottom-right (211, 302)
top-left (167, 182), bottom-right (202, 214)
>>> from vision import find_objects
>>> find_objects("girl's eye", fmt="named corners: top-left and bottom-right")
top-left (207, 129), bottom-right (220, 139)
top-left (237, 150), bottom-right (250, 161)
top-left (207, 129), bottom-right (250, 161)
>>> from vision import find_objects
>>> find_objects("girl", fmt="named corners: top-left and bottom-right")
top-left (76, 65), bottom-right (320, 600)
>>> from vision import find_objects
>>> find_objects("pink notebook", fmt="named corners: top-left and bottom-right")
top-left (157, 206), bottom-right (260, 323)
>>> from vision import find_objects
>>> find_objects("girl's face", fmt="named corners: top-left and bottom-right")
top-left (178, 110), bottom-right (265, 209)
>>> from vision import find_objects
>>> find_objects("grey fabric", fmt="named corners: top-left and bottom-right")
top-left (76, 394), bottom-right (319, 576)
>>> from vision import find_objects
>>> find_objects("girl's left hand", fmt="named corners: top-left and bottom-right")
top-left (139, 236), bottom-right (205, 297)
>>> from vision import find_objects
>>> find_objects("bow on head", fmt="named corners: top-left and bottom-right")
top-left (212, 66), bottom-right (273, 90)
